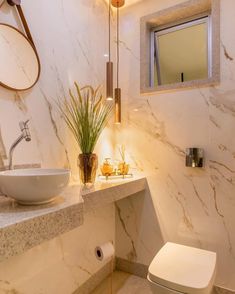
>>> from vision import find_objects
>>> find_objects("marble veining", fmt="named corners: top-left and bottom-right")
top-left (115, 0), bottom-right (235, 290)
top-left (39, 87), bottom-right (71, 169)
top-left (0, 1), bottom-right (120, 292)
top-left (221, 43), bottom-right (234, 61)
top-left (0, 0), bottom-right (234, 292)
top-left (115, 202), bottom-right (137, 261)
top-left (0, 0), bottom-right (119, 293)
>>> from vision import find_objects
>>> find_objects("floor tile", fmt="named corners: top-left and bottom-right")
top-left (91, 271), bottom-right (152, 294)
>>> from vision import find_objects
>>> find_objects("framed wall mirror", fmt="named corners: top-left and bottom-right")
top-left (140, 0), bottom-right (220, 94)
top-left (0, 23), bottom-right (40, 91)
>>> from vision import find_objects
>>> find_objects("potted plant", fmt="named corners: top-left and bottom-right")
top-left (57, 82), bottom-right (113, 185)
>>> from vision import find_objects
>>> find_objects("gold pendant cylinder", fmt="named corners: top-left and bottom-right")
top-left (106, 61), bottom-right (113, 100)
top-left (115, 88), bottom-right (121, 124)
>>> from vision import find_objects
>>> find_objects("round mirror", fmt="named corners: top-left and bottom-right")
top-left (0, 23), bottom-right (40, 91)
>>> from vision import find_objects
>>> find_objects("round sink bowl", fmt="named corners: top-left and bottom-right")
top-left (0, 168), bottom-right (70, 205)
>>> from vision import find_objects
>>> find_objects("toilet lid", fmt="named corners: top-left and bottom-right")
top-left (148, 242), bottom-right (216, 294)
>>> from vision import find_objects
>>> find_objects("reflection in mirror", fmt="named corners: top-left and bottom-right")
top-left (0, 24), bottom-right (40, 91)
top-left (152, 16), bottom-right (211, 87)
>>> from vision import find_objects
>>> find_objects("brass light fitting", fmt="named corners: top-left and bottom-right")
top-left (115, 88), bottom-right (121, 124)
top-left (111, 0), bottom-right (125, 8)
top-left (112, 0), bottom-right (124, 124)
top-left (106, 61), bottom-right (113, 101)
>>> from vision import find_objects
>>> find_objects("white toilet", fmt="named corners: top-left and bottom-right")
top-left (148, 242), bottom-right (217, 294)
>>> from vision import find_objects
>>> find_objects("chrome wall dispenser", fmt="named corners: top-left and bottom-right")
top-left (185, 148), bottom-right (204, 168)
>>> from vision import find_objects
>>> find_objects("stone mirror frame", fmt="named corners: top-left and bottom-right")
top-left (140, 0), bottom-right (220, 94)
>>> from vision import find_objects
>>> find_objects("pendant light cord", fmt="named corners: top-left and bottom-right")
top-left (109, 0), bottom-right (111, 62)
top-left (117, 4), bottom-right (119, 88)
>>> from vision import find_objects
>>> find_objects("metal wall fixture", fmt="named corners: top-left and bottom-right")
top-left (185, 148), bottom-right (204, 168)
top-left (111, 0), bottom-right (125, 124)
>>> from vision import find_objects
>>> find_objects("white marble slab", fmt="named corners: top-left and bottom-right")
top-left (82, 176), bottom-right (147, 211)
top-left (114, 0), bottom-right (235, 290)
top-left (0, 0), bottom-right (118, 292)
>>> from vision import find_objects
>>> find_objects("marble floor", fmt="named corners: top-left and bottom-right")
top-left (91, 271), bottom-right (152, 294)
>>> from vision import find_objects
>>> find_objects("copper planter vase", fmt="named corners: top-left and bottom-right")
top-left (78, 153), bottom-right (98, 185)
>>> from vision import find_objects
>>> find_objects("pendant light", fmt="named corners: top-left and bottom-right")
top-left (106, 0), bottom-right (113, 101)
top-left (111, 0), bottom-right (124, 124)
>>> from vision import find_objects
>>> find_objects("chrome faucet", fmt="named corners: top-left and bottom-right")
top-left (9, 120), bottom-right (31, 170)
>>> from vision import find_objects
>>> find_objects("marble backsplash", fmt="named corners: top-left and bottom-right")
top-left (114, 0), bottom-right (235, 290)
top-left (0, 0), bottom-right (116, 293)
top-left (0, 0), bottom-right (115, 175)
top-left (0, 203), bottom-right (115, 294)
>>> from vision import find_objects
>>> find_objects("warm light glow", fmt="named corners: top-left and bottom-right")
top-left (106, 97), bottom-right (113, 101)
top-left (105, 0), bottom-right (142, 7)
top-left (115, 88), bottom-right (121, 123)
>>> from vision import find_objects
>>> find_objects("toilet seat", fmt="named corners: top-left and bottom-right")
top-left (147, 274), bottom-right (184, 294)
top-left (148, 242), bottom-right (217, 294)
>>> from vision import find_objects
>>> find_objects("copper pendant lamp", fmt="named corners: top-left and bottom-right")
top-left (106, 0), bottom-right (113, 101)
top-left (111, 0), bottom-right (125, 124)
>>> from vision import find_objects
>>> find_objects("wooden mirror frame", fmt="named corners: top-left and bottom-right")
top-left (0, 23), bottom-right (41, 91)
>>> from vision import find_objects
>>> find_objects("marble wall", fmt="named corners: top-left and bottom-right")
top-left (0, 0), bottom-right (114, 174)
top-left (115, 0), bottom-right (235, 290)
top-left (0, 204), bottom-right (115, 294)
top-left (1, 0), bottom-right (235, 292)
top-left (0, 0), bottom-right (116, 293)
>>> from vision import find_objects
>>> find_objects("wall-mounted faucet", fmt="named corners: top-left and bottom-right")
top-left (9, 120), bottom-right (31, 170)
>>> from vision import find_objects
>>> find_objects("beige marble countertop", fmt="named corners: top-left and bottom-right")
top-left (82, 176), bottom-right (147, 211)
top-left (0, 176), bottom-right (146, 262)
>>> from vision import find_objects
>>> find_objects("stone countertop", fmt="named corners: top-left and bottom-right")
top-left (0, 185), bottom-right (83, 262)
top-left (0, 176), bottom-right (146, 262)
top-left (82, 176), bottom-right (147, 211)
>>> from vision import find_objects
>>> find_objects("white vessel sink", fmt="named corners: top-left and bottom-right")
top-left (0, 168), bottom-right (70, 205)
